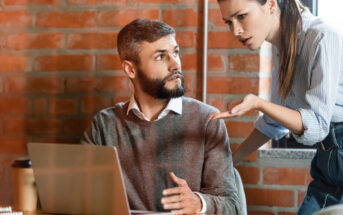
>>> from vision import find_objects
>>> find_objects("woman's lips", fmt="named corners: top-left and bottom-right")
top-left (241, 37), bottom-right (252, 46)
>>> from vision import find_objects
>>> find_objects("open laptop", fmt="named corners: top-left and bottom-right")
top-left (28, 143), bottom-right (172, 215)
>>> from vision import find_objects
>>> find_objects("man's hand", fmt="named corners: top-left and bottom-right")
top-left (161, 172), bottom-right (202, 214)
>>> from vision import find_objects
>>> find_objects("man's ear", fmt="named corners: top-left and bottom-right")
top-left (122, 60), bottom-right (136, 79)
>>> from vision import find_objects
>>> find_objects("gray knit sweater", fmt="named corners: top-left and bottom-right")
top-left (81, 97), bottom-right (240, 214)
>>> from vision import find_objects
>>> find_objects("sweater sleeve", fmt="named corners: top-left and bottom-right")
top-left (199, 115), bottom-right (241, 215)
top-left (80, 112), bottom-right (103, 146)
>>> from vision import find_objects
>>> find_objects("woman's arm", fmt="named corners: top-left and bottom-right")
top-left (233, 128), bottom-right (270, 165)
top-left (210, 94), bottom-right (304, 135)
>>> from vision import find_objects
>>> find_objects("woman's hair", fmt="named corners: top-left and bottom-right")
top-left (275, 0), bottom-right (304, 101)
top-left (218, 0), bottom-right (305, 101)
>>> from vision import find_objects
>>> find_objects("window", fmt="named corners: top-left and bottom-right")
top-left (317, 0), bottom-right (343, 31)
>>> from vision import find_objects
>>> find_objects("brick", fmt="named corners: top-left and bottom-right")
top-left (32, 98), bottom-right (47, 115)
top-left (0, 97), bottom-right (27, 114)
top-left (113, 96), bottom-right (130, 104)
top-left (65, 77), bottom-right (95, 93)
top-left (183, 73), bottom-right (197, 94)
top-left (36, 11), bottom-right (95, 28)
top-left (95, 76), bottom-right (130, 92)
top-left (97, 10), bottom-right (159, 27)
top-left (207, 77), bottom-right (259, 94)
top-left (131, 0), bottom-right (196, 3)
top-left (181, 54), bottom-right (197, 70)
top-left (208, 31), bottom-right (245, 49)
top-left (263, 168), bottom-right (312, 186)
top-left (162, 9), bottom-right (198, 27)
top-left (248, 212), bottom-right (274, 215)
top-left (67, 0), bottom-right (126, 5)
top-left (0, 10), bottom-right (33, 27)
top-left (27, 118), bottom-right (62, 135)
top-left (68, 33), bottom-right (117, 49)
top-left (81, 96), bottom-right (112, 114)
top-left (4, 0), bottom-right (59, 5)
top-left (35, 55), bottom-right (93, 71)
top-left (236, 166), bottom-right (260, 184)
top-left (27, 77), bottom-right (62, 93)
top-left (4, 0), bottom-right (60, 5)
top-left (245, 188), bottom-right (294, 207)
top-left (0, 55), bottom-right (28, 72)
top-left (176, 31), bottom-right (194, 48)
top-left (5, 77), bottom-right (62, 94)
top-left (30, 137), bottom-right (80, 144)
top-left (229, 55), bottom-right (260, 72)
top-left (63, 118), bottom-right (92, 134)
top-left (0, 78), bottom-right (3, 93)
top-left (6, 33), bottom-right (64, 50)
top-left (209, 98), bottom-right (226, 112)
top-left (226, 121), bottom-right (254, 138)
top-left (208, 55), bottom-right (224, 71)
top-left (209, 9), bottom-right (227, 27)
top-left (231, 143), bottom-right (258, 162)
top-left (0, 137), bottom-right (27, 154)
top-left (279, 213), bottom-right (296, 215)
top-left (96, 54), bottom-right (122, 71)
top-left (3, 118), bottom-right (26, 134)
top-left (298, 190), bottom-right (307, 207)
top-left (49, 98), bottom-right (78, 115)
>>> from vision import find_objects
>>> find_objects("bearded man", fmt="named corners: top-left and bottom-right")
top-left (81, 18), bottom-right (240, 215)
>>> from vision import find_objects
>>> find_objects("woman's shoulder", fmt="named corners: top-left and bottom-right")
top-left (301, 10), bottom-right (343, 42)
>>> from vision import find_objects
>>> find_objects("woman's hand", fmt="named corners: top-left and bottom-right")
top-left (209, 94), bottom-right (261, 119)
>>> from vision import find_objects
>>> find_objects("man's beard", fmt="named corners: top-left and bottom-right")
top-left (137, 68), bottom-right (185, 99)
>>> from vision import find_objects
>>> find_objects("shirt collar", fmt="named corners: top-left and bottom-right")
top-left (126, 96), bottom-right (182, 121)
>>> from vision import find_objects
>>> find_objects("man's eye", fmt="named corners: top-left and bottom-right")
top-left (156, 54), bottom-right (165, 60)
top-left (174, 50), bottom-right (179, 57)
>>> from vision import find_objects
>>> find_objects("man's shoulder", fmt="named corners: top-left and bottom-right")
top-left (94, 101), bottom-right (129, 120)
top-left (182, 97), bottom-right (219, 114)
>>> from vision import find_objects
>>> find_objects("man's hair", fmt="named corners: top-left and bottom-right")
top-left (117, 18), bottom-right (175, 65)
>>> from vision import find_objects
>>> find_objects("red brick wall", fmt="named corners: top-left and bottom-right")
top-left (0, 0), bottom-right (310, 214)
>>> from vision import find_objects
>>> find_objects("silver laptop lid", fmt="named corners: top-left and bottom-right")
top-left (28, 143), bottom-right (130, 215)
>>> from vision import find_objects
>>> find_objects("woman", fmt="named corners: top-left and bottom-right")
top-left (210, 0), bottom-right (343, 214)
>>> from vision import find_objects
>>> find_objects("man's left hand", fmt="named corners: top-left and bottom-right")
top-left (161, 172), bottom-right (202, 214)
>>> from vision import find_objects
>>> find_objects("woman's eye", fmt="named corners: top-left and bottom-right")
top-left (225, 20), bottom-right (232, 26)
top-left (237, 14), bottom-right (246, 20)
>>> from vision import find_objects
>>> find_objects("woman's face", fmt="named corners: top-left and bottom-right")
top-left (219, 0), bottom-right (275, 50)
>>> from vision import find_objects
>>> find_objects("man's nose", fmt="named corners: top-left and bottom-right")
top-left (169, 54), bottom-right (181, 70)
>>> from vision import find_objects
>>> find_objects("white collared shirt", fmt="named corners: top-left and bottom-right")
top-left (126, 96), bottom-right (182, 121)
top-left (126, 96), bottom-right (207, 213)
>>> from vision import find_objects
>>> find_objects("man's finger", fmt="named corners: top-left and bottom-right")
top-left (168, 172), bottom-right (187, 186)
top-left (170, 209), bottom-right (186, 215)
top-left (162, 202), bottom-right (183, 210)
top-left (161, 194), bottom-right (181, 204)
top-left (163, 186), bottom-right (183, 196)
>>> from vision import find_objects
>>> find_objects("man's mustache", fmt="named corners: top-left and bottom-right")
top-left (164, 71), bottom-right (183, 81)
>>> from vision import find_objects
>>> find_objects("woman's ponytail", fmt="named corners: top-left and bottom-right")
top-left (277, 0), bottom-right (303, 101)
